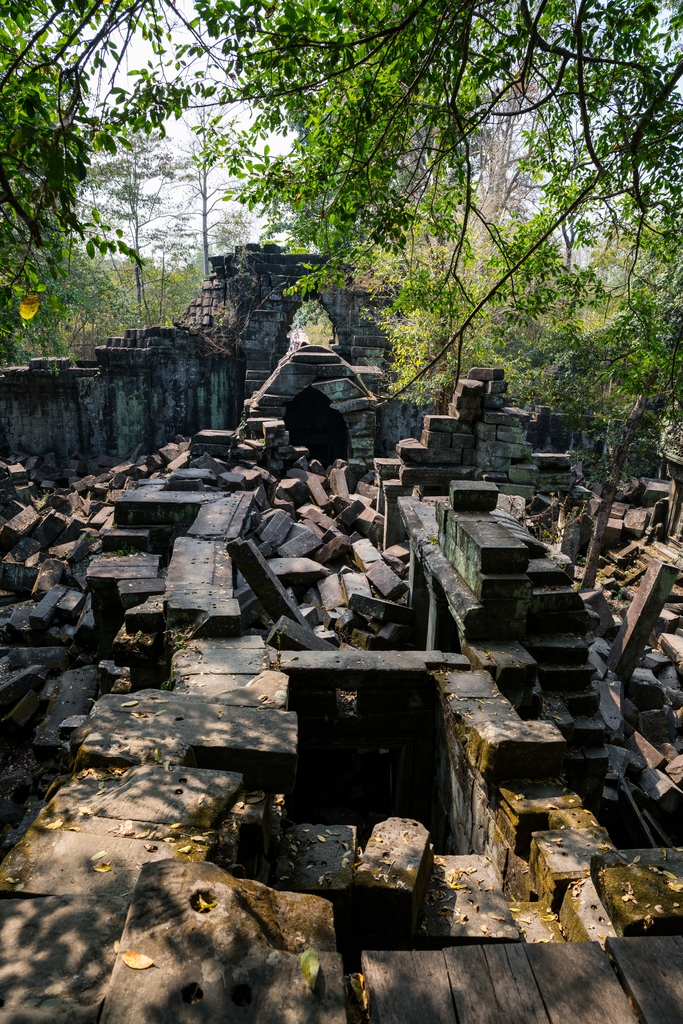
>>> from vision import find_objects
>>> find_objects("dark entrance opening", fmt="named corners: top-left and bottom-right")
top-left (284, 386), bottom-right (348, 465)
top-left (287, 746), bottom-right (403, 846)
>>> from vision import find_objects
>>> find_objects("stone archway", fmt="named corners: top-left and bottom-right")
top-left (178, 244), bottom-right (389, 397)
top-left (245, 343), bottom-right (377, 463)
top-left (284, 386), bottom-right (349, 464)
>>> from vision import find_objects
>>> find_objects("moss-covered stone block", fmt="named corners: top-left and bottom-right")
top-left (530, 827), bottom-right (615, 911)
top-left (496, 782), bottom-right (581, 856)
top-left (593, 850), bottom-right (683, 936)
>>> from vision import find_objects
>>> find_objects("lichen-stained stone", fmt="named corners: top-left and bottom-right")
top-left (530, 827), bottom-right (615, 911)
top-left (0, 895), bottom-right (127, 1022)
top-left (42, 764), bottom-right (243, 830)
top-left (442, 671), bottom-right (566, 781)
top-left (71, 691), bottom-right (298, 793)
top-left (99, 860), bottom-right (345, 1024)
top-left (559, 878), bottom-right (617, 946)
top-left (495, 783), bottom-right (582, 857)
top-left (354, 817), bottom-right (434, 942)
top-left (593, 849), bottom-right (683, 936)
top-left (414, 854), bottom-right (518, 947)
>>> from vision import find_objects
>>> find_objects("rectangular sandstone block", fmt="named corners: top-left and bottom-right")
top-left (530, 827), bottom-right (614, 910)
top-left (73, 691), bottom-right (298, 793)
top-left (449, 480), bottom-right (499, 512)
top-left (354, 817), bottom-right (433, 940)
top-left (414, 854), bottom-right (518, 946)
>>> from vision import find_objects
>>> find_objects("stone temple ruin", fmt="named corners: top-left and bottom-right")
top-left (0, 251), bottom-right (683, 1020)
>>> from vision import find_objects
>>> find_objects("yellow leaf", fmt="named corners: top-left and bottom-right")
top-left (349, 973), bottom-right (368, 1011)
top-left (300, 947), bottom-right (319, 991)
top-left (169, 823), bottom-right (182, 829)
top-left (94, 863), bottom-right (111, 872)
top-left (120, 701), bottom-right (138, 707)
top-left (316, 835), bottom-right (326, 842)
top-left (19, 294), bottom-right (39, 320)
top-left (91, 849), bottom-right (108, 861)
top-left (178, 845), bottom-right (193, 854)
top-left (121, 951), bottom-right (155, 970)
top-left (45, 819), bottom-right (63, 830)
top-left (194, 893), bottom-right (217, 912)
top-left (668, 882), bottom-right (683, 892)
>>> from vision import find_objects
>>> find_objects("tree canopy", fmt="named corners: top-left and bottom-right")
top-left (5, 0), bottom-right (683, 396)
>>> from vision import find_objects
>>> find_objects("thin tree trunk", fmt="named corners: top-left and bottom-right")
top-left (201, 166), bottom-right (210, 276)
top-left (582, 393), bottom-right (649, 590)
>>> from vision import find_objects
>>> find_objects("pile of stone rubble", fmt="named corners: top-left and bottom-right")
top-left (2, 359), bottom-right (683, 1018)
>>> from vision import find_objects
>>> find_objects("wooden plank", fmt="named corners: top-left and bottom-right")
top-left (525, 941), bottom-right (636, 1024)
top-left (362, 950), bottom-right (457, 1024)
top-left (606, 935), bottom-right (683, 1024)
top-left (444, 944), bottom-right (549, 1024)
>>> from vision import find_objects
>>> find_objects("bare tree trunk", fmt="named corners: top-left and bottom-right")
top-left (582, 393), bottom-right (649, 590)
top-left (201, 166), bottom-right (210, 276)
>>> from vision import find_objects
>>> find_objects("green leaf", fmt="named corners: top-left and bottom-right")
top-left (300, 947), bottom-right (319, 991)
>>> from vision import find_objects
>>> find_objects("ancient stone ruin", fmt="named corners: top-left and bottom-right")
top-left (0, 277), bottom-right (682, 1019)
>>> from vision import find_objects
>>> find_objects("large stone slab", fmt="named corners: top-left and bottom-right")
top-left (227, 537), bottom-right (309, 628)
top-left (99, 860), bottom-right (345, 1024)
top-left (114, 489), bottom-right (217, 526)
top-left (442, 671), bottom-right (566, 780)
top-left (73, 691), bottom-right (298, 792)
top-left (607, 558), bottom-right (679, 682)
top-left (45, 764), bottom-right (243, 829)
top-left (187, 492), bottom-right (256, 540)
top-left (33, 666), bottom-right (99, 757)
top-left (0, 895), bottom-right (127, 1022)
top-left (0, 827), bottom-right (178, 898)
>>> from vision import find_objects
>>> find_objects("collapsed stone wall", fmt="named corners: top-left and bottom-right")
top-left (0, 329), bottom-right (243, 460)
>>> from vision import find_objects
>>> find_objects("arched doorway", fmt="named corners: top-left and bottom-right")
top-left (285, 386), bottom-right (349, 465)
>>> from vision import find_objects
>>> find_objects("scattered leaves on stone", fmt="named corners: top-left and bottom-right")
top-left (300, 947), bottom-right (319, 991)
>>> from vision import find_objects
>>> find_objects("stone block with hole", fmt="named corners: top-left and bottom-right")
top-left (275, 823), bottom-right (357, 934)
top-left (559, 878), bottom-right (616, 946)
top-left (98, 860), bottom-right (344, 1024)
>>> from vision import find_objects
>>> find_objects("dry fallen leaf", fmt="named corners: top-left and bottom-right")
top-left (121, 951), bottom-right (155, 970)
top-left (178, 845), bottom-right (193, 854)
top-left (91, 849), bottom-right (108, 862)
top-left (93, 863), bottom-right (111, 873)
top-left (45, 819), bottom-right (63, 830)
top-left (120, 701), bottom-right (138, 707)
top-left (316, 835), bottom-right (326, 843)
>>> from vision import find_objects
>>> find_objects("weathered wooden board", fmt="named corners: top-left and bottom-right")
top-left (362, 950), bottom-right (457, 1024)
top-left (606, 935), bottom-right (683, 1024)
